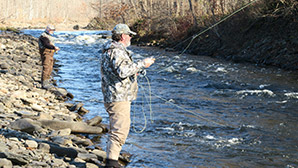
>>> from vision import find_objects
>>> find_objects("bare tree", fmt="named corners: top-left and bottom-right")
top-left (188, 0), bottom-right (198, 26)
top-left (129, 0), bottom-right (139, 19)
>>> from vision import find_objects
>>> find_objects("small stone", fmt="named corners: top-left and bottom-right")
top-left (74, 157), bottom-right (85, 163)
top-left (0, 158), bottom-right (13, 167)
top-left (50, 128), bottom-right (71, 136)
top-left (25, 139), bottom-right (38, 148)
top-left (31, 104), bottom-right (44, 112)
top-left (86, 163), bottom-right (98, 168)
top-left (38, 143), bottom-right (50, 153)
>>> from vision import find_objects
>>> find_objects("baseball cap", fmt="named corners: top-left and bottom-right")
top-left (46, 25), bottom-right (55, 31)
top-left (112, 24), bottom-right (136, 35)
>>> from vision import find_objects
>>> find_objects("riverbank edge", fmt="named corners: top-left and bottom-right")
top-left (0, 33), bottom-right (131, 167)
top-left (126, 0), bottom-right (297, 71)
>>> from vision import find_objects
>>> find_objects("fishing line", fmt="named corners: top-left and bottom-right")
top-left (132, 74), bottom-right (154, 133)
top-left (154, 0), bottom-right (259, 73)
top-left (138, 82), bottom-right (229, 127)
top-left (132, 89), bottom-right (147, 133)
top-left (134, 74), bottom-right (233, 129)
top-left (132, 0), bottom-right (259, 131)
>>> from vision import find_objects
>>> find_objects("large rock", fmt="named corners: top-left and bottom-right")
top-left (0, 152), bottom-right (28, 165)
top-left (39, 120), bottom-right (103, 134)
top-left (9, 118), bottom-right (42, 134)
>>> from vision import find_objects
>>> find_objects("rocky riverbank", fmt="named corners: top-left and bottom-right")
top-left (0, 33), bottom-right (129, 167)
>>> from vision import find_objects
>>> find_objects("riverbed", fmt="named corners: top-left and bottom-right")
top-left (24, 30), bottom-right (298, 168)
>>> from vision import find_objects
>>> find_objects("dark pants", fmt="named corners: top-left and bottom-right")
top-left (39, 48), bottom-right (54, 81)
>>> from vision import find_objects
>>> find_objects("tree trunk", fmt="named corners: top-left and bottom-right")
top-left (188, 0), bottom-right (198, 26)
top-left (149, 0), bottom-right (153, 18)
top-left (167, 0), bottom-right (172, 16)
top-left (129, 0), bottom-right (139, 19)
top-left (181, 1), bottom-right (184, 16)
top-left (140, 0), bottom-right (148, 15)
top-left (174, 0), bottom-right (180, 17)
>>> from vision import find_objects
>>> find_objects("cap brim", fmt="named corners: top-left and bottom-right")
top-left (129, 31), bottom-right (137, 35)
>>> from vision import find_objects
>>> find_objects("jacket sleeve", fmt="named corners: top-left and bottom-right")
top-left (112, 49), bottom-right (145, 79)
top-left (39, 36), bottom-right (55, 49)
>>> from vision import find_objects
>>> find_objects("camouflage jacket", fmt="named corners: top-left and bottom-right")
top-left (100, 41), bottom-right (145, 103)
top-left (38, 32), bottom-right (56, 49)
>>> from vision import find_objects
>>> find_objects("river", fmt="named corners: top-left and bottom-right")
top-left (23, 30), bottom-right (298, 168)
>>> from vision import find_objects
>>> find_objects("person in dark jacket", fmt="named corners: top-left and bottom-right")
top-left (38, 25), bottom-right (60, 89)
top-left (101, 24), bottom-right (155, 168)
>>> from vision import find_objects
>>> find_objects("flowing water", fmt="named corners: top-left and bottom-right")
top-left (24, 30), bottom-right (298, 168)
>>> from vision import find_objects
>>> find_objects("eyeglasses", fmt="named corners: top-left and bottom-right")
top-left (126, 34), bottom-right (133, 37)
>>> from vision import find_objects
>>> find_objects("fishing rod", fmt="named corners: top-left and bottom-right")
top-left (133, 0), bottom-right (260, 131)
top-left (153, 0), bottom-right (259, 73)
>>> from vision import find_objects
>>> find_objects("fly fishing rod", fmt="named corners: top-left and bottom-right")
top-left (153, 0), bottom-right (259, 73)
top-left (134, 0), bottom-right (260, 131)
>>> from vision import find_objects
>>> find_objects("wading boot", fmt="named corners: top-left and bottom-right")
top-left (41, 79), bottom-right (53, 90)
top-left (104, 159), bottom-right (123, 168)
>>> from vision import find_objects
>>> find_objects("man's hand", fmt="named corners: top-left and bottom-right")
top-left (143, 57), bottom-right (155, 68)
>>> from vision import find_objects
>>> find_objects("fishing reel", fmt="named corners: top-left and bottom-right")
top-left (138, 69), bottom-right (147, 77)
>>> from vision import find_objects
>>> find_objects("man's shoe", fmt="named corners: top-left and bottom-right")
top-left (104, 159), bottom-right (123, 168)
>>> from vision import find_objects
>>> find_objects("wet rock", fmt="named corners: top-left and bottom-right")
top-left (50, 87), bottom-right (74, 100)
top-left (78, 106), bottom-right (90, 116)
top-left (70, 103), bottom-right (84, 111)
top-left (119, 152), bottom-right (133, 164)
top-left (87, 116), bottom-right (103, 126)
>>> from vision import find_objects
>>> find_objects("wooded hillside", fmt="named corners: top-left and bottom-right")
top-left (0, 0), bottom-right (98, 29)
top-left (89, 0), bottom-right (297, 70)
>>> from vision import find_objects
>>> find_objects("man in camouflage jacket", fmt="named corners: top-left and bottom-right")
top-left (101, 24), bottom-right (155, 168)
top-left (38, 25), bottom-right (60, 89)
